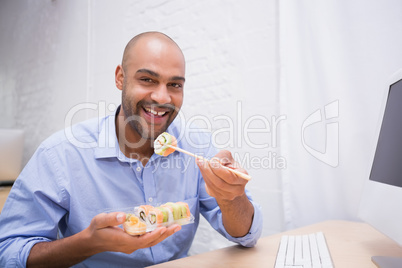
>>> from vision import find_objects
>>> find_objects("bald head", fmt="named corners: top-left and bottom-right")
top-left (121, 32), bottom-right (185, 72)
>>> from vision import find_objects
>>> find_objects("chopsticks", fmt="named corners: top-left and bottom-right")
top-left (165, 144), bottom-right (252, 181)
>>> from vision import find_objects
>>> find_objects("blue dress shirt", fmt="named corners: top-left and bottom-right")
top-left (0, 111), bottom-right (263, 267)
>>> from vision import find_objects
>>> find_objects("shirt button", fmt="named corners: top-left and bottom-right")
top-left (136, 167), bottom-right (141, 172)
top-left (148, 197), bottom-right (153, 203)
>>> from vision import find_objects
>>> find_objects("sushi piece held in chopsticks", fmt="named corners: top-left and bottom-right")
top-left (154, 132), bottom-right (177, 156)
top-left (153, 132), bottom-right (252, 181)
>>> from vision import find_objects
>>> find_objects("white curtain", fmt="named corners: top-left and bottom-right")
top-left (279, 0), bottom-right (402, 229)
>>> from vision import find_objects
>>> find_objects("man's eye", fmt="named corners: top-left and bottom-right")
top-left (170, 83), bottom-right (182, 88)
top-left (140, 78), bottom-right (153, 83)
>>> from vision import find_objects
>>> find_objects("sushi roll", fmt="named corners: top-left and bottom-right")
top-left (161, 202), bottom-right (181, 220)
top-left (161, 202), bottom-right (191, 221)
top-left (176, 202), bottom-right (191, 218)
top-left (154, 132), bottom-right (177, 156)
top-left (138, 205), bottom-right (153, 222)
top-left (147, 207), bottom-right (164, 226)
top-left (123, 214), bottom-right (147, 236)
top-left (154, 206), bottom-right (174, 224)
top-left (156, 206), bottom-right (174, 225)
top-left (123, 202), bottom-right (193, 235)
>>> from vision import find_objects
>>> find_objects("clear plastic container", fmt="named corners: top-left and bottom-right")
top-left (123, 202), bottom-right (195, 236)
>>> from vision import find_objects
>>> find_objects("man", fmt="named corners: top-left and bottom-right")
top-left (0, 32), bottom-right (262, 267)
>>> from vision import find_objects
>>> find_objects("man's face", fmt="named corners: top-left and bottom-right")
top-left (118, 37), bottom-right (185, 142)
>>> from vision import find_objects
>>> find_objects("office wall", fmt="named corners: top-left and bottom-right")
top-left (0, 0), bottom-right (89, 164)
top-left (279, 0), bottom-right (402, 229)
top-left (0, 0), bottom-right (281, 254)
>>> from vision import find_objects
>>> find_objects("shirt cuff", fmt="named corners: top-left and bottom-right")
top-left (19, 237), bottom-right (52, 267)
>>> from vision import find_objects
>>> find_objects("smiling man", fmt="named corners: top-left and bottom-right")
top-left (0, 32), bottom-right (263, 267)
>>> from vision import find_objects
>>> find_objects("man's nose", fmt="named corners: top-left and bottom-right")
top-left (151, 85), bottom-right (171, 104)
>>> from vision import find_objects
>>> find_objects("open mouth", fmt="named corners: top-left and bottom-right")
top-left (143, 106), bottom-right (169, 117)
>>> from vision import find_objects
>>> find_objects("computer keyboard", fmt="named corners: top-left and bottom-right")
top-left (274, 232), bottom-right (334, 268)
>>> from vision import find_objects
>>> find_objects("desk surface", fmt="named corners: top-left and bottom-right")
top-left (150, 220), bottom-right (402, 268)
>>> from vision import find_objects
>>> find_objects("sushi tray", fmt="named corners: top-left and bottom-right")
top-left (123, 201), bottom-right (194, 236)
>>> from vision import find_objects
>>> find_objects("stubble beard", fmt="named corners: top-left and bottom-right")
top-left (121, 92), bottom-right (177, 143)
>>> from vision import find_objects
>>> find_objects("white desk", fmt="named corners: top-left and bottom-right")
top-left (149, 220), bottom-right (402, 268)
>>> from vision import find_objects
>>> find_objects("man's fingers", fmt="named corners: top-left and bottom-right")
top-left (138, 225), bottom-right (182, 248)
top-left (213, 150), bottom-right (234, 163)
top-left (197, 155), bottom-right (248, 200)
top-left (92, 212), bottom-right (126, 229)
top-left (197, 159), bottom-right (231, 195)
top-left (209, 158), bottom-right (245, 184)
top-left (150, 225), bottom-right (181, 246)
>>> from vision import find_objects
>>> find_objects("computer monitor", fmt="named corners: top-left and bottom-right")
top-left (359, 69), bottom-right (402, 268)
top-left (0, 129), bottom-right (24, 186)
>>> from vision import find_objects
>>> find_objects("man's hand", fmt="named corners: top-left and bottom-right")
top-left (84, 212), bottom-right (182, 255)
top-left (196, 150), bottom-right (254, 238)
top-left (196, 150), bottom-right (249, 201)
top-left (27, 212), bottom-right (181, 268)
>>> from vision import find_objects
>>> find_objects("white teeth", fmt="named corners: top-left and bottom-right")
top-left (145, 107), bottom-right (166, 116)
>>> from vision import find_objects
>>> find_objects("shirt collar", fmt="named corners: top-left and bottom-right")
top-left (93, 106), bottom-right (121, 160)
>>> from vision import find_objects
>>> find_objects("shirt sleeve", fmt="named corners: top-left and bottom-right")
top-left (198, 143), bottom-right (263, 248)
top-left (199, 186), bottom-right (263, 247)
top-left (223, 199), bottom-right (263, 247)
top-left (0, 145), bottom-right (68, 267)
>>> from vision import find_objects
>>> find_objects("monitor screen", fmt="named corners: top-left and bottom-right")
top-left (359, 69), bottom-right (402, 252)
top-left (370, 78), bottom-right (402, 188)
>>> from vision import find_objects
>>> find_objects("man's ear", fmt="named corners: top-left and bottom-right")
top-left (115, 65), bottom-right (124, 90)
